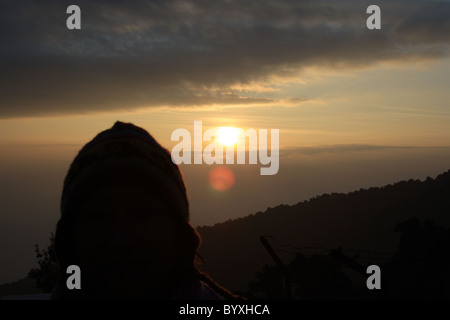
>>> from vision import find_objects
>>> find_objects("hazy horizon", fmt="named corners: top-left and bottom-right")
top-left (1, 141), bottom-right (450, 284)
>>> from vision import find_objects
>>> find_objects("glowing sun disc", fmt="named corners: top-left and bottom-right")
top-left (217, 127), bottom-right (241, 146)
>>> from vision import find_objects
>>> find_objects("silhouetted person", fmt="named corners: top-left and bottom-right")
top-left (51, 121), bottom-right (237, 299)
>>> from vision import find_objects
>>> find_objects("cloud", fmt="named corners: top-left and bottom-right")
top-left (1, 0), bottom-right (449, 117)
top-left (280, 144), bottom-right (426, 156)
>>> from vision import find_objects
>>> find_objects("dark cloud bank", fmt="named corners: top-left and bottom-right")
top-left (1, 0), bottom-right (449, 117)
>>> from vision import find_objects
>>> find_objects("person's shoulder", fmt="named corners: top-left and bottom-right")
top-left (197, 280), bottom-right (225, 300)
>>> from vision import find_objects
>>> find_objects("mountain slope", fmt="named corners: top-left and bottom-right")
top-left (197, 169), bottom-right (450, 291)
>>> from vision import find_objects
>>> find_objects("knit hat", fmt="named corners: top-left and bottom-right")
top-left (60, 121), bottom-right (189, 222)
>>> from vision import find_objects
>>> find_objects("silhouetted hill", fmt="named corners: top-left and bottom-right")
top-left (197, 169), bottom-right (450, 292)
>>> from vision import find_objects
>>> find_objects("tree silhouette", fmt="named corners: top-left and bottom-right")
top-left (27, 234), bottom-right (59, 293)
top-left (385, 217), bottom-right (450, 299)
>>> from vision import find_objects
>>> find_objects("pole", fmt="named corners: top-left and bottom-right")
top-left (260, 236), bottom-right (292, 299)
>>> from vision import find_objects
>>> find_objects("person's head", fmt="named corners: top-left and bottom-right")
top-left (54, 121), bottom-right (200, 299)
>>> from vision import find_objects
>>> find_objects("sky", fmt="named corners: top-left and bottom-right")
top-left (0, 0), bottom-right (450, 284)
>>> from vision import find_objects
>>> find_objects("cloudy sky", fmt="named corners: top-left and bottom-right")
top-left (0, 0), bottom-right (450, 284)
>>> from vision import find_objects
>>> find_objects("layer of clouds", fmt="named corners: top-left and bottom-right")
top-left (280, 144), bottom-right (416, 156)
top-left (1, 0), bottom-right (449, 117)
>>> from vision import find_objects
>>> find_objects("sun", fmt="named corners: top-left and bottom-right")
top-left (217, 127), bottom-right (241, 146)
